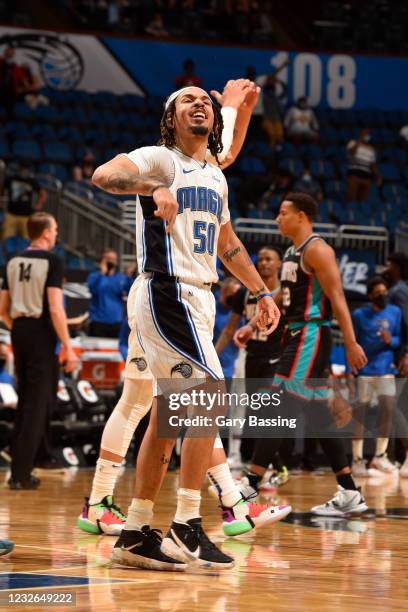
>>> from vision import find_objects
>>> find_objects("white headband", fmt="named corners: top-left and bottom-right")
top-left (164, 86), bottom-right (211, 110)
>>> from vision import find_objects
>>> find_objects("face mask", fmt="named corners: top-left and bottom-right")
top-left (362, 134), bottom-right (371, 143)
top-left (0, 358), bottom-right (6, 370)
top-left (302, 174), bottom-right (311, 183)
top-left (298, 102), bottom-right (307, 109)
top-left (382, 270), bottom-right (392, 285)
top-left (371, 294), bottom-right (387, 309)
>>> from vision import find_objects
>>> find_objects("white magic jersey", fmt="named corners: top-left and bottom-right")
top-left (124, 146), bottom-right (230, 285)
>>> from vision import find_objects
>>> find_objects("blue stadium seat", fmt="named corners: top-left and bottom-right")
top-left (0, 138), bottom-right (11, 158)
top-left (12, 139), bottom-right (42, 161)
top-left (279, 158), bottom-right (303, 176)
top-left (57, 126), bottom-right (84, 144)
top-left (39, 162), bottom-right (69, 183)
top-left (31, 123), bottom-right (57, 141)
top-left (4, 236), bottom-right (30, 257)
top-left (325, 145), bottom-right (347, 163)
top-left (310, 159), bottom-right (335, 179)
top-left (281, 142), bottom-right (296, 157)
top-left (13, 102), bottom-right (35, 121)
top-left (239, 156), bottom-right (266, 174)
top-left (378, 163), bottom-right (401, 182)
top-left (35, 106), bottom-right (59, 123)
top-left (299, 143), bottom-right (322, 159)
top-left (43, 141), bottom-right (73, 163)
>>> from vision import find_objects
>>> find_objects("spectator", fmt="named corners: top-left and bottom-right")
top-left (284, 96), bottom-right (319, 145)
top-left (0, 46), bottom-right (24, 118)
top-left (1, 163), bottom-right (47, 240)
top-left (145, 11), bottom-right (168, 37)
top-left (346, 128), bottom-right (381, 202)
top-left (87, 249), bottom-right (132, 338)
top-left (258, 169), bottom-right (293, 212)
top-left (0, 341), bottom-right (15, 387)
top-left (293, 168), bottom-right (323, 201)
top-left (73, 151), bottom-right (96, 183)
top-left (213, 277), bottom-right (242, 382)
top-left (351, 277), bottom-right (401, 476)
top-left (261, 73), bottom-right (284, 146)
top-left (175, 58), bottom-right (203, 89)
top-left (384, 252), bottom-right (408, 376)
top-left (19, 63), bottom-right (49, 110)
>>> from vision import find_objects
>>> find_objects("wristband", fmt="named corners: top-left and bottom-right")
top-left (151, 184), bottom-right (167, 195)
top-left (256, 292), bottom-right (273, 301)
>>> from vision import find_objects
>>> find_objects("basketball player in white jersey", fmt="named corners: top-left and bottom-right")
top-left (78, 80), bottom-right (289, 539)
top-left (91, 84), bottom-right (281, 571)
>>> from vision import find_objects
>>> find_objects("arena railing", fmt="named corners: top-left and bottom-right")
top-left (395, 222), bottom-right (408, 255)
top-left (41, 177), bottom-right (136, 268)
top-left (233, 219), bottom-right (389, 265)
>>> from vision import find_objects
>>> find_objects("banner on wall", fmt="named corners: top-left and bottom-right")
top-left (0, 27), bottom-right (143, 95)
top-left (336, 249), bottom-right (377, 296)
top-left (103, 37), bottom-right (408, 110)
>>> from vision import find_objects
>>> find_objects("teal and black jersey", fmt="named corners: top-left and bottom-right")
top-left (280, 234), bottom-right (332, 325)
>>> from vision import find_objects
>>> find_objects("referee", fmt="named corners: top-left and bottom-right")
top-left (0, 212), bottom-right (79, 489)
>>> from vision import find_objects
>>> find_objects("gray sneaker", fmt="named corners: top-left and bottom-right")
top-left (311, 486), bottom-right (368, 516)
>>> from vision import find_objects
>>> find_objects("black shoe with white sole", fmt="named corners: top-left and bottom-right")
top-left (111, 526), bottom-right (187, 571)
top-left (162, 518), bottom-right (235, 569)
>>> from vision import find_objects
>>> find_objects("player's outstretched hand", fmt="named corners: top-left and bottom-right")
top-left (346, 342), bottom-right (368, 374)
top-left (257, 296), bottom-right (280, 335)
top-left (233, 324), bottom-right (254, 349)
top-left (210, 79), bottom-right (252, 110)
top-left (153, 186), bottom-right (178, 234)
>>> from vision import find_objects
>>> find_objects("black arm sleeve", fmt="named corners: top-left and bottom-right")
top-left (46, 253), bottom-right (64, 288)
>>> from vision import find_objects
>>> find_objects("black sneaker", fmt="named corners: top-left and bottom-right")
top-left (111, 526), bottom-right (187, 571)
top-left (8, 475), bottom-right (40, 490)
top-left (162, 518), bottom-right (235, 569)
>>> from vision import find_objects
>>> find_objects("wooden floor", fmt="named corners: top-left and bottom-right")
top-left (1, 468), bottom-right (408, 611)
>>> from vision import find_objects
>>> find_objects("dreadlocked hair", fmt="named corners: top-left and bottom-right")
top-left (158, 100), bottom-right (224, 164)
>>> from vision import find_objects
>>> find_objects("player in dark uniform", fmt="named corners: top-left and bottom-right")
top-left (215, 246), bottom-right (289, 491)
top-left (239, 193), bottom-right (368, 516)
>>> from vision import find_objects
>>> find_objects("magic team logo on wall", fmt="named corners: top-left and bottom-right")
top-left (0, 32), bottom-right (83, 90)
top-left (0, 26), bottom-right (143, 95)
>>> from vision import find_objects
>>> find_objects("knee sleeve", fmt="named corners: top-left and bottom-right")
top-left (101, 378), bottom-right (153, 456)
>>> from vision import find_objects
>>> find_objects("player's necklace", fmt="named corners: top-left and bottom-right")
top-left (174, 147), bottom-right (207, 169)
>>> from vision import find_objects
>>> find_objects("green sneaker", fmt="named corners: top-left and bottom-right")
top-left (77, 496), bottom-right (126, 535)
top-left (221, 499), bottom-right (292, 537)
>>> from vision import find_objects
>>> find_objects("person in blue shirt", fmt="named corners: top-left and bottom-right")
top-left (213, 276), bottom-right (242, 382)
top-left (351, 277), bottom-right (401, 477)
top-left (87, 249), bottom-right (133, 338)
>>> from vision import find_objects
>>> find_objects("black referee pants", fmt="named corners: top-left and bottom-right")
top-left (11, 318), bottom-right (57, 481)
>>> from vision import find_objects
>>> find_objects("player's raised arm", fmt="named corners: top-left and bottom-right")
top-left (209, 79), bottom-right (260, 169)
top-left (304, 240), bottom-right (367, 373)
top-left (218, 221), bottom-right (280, 333)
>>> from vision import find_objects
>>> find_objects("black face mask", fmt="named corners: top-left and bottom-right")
top-left (382, 270), bottom-right (392, 286)
top-left (0, 358), bottom-right (6, 370)
top-left (371, 294), bottom-right (387, 309)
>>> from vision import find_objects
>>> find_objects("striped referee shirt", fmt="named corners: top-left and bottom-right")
top-left (3, 249), bottom-right (64, 320)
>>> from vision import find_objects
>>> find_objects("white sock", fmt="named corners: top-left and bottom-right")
top-left (89, 458), bottom-right (122, 504)
top-left (174, 488), bottom-right (201, 524)
top-left (125, 498), bottom-right (154, 531)
top-left (207, 462), bottom-right (241, 507)
top-left (352, 439), bottom-right (364, 461)
top-left (375, 438), bottom-right (389, 456)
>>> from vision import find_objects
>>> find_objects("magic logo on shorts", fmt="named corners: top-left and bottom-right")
top-left (171, 362), bottom-right (193, 378)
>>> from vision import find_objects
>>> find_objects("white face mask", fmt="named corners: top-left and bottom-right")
top-left (302, 174), bottom-right (311, 182)
top-left (362, 134), bottom-right (371, 143)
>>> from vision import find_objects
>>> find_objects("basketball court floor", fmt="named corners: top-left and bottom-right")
top-left (1, 469), bottom-right (408, 611)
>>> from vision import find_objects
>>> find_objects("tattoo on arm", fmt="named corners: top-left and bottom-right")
top-left (99, 171), bottom-right (162, 195)
top-left (223, 246), bottom-right (241, 262)
top-left (253, 287), bottom-right (268, 297)
top-left (160, 454), bottom-right (170, 465)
